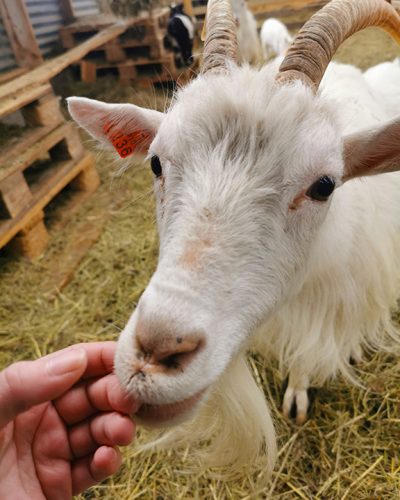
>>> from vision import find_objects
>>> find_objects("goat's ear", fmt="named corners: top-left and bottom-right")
top-left (343, 117), bottom-right (400, 181)
top-left (67, 97), bottom-right (163, 158)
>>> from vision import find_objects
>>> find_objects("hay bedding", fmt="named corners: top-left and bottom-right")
top-left (1, 24), bottom-right (400, 500)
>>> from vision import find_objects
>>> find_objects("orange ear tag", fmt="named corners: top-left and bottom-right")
top-left (103, 122), bottom-right (152, 158)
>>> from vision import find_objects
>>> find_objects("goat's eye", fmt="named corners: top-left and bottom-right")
top-left (306, 176), bottom-right (335, 201)
top-left (150, 155), bottom-right (162, 177)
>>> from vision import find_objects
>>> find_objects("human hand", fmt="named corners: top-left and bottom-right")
top-left (0, 342), bottom-right (138, 500)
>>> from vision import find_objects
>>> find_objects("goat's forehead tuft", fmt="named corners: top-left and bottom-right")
top-left (153, 66), bottom-right (340, 177)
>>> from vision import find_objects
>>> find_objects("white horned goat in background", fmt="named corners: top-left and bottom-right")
top-left (260, 18), bottom-right (293, 59)
top-left (68, 0), bottom-right (400, 474)
top-left (230, 0), bottom-right (261, 64)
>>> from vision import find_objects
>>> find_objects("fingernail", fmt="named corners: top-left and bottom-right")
top-left (46, 348), bottom-right (86, 376)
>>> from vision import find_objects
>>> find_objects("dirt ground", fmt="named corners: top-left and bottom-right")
top-left (1, 17), bottom-right (400, 500)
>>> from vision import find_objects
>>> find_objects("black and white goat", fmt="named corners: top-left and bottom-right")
top-left (164, 3), bottom-right (195, 67)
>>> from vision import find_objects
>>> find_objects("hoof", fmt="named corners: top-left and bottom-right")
top-left (282, 382), bottom-right (316, 425)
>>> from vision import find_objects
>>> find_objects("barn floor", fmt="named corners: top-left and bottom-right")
top-left (1, 21), bottom-right (400, 500)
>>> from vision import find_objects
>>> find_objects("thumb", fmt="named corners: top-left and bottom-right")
top-left (0, 347), bottom-right (87, 428)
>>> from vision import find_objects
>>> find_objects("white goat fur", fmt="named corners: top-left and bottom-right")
top-left (364, 58), bottom-right (400, 116)
top-left (230, 0), bottom-right (261, 64)
top-left (69, 59), bottom-right (400, 473)
top-left (260, 18), bottom-right (293, 59)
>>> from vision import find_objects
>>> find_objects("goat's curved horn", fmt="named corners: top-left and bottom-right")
top-left (276, 0), bottom-right (400, 91)
top-left (202, 0), bottom-right (238, 74)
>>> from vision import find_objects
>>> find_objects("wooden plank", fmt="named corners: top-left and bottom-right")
top-left (0, 125), bottom-right (55, 176)
top-left (248, 0), bottom-right (327, 14)
top-left (0, 122), bottom-right (76, 181)
top-left (0, 170), bottom-right (32, 218)
top-left (22, 93), bottom-right (64, 128)
top-left (193, 6), bottom-right (206, 17)
top-left (80, 60), bottom-right (97, 83)
top-left (59, 0), bottom-right (76, 23)
top-left (8, 211), bottom-right (49, 259)
top-left (183, 0), bottom-right (194, 16)
top-left (84, 54), bottom-right (174, 70)
top-left (0, 67), bottom-right (28, 85)
top-left (59, 13), bottom-right (119, 33)
top-left (0, 23), bottom-right (128, 102)
top-left (0, 0), bottom-right (43, 68)
top-left (0, 83), bottom-right (53, 119)
top-left (0, 153), bottom-right (94, 249)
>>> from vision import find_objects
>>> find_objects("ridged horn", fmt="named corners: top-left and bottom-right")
top-left (276, 0), bottom-right (400, 91)
top-left (202, 0), bottom-right (238, 74)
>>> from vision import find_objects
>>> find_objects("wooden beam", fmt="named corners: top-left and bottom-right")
top-left (0, 0), bottom-right (43, 68)
top-left (58, 0), bottom-right (76, 24)
top-left (0, 22), bottom-right (128, 111)
top-left (183, 0), bottom-right (194, 17)
top-left (248, 0), bottom-right (327, 14)
top-left (0, 67), bottom-right (28, 85)
top-left (0, 83), bottom-right (52, 120)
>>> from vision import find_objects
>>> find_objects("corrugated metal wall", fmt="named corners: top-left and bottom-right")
top-left (0, 0), bottom-right (100, 74)
top-left (0, 16), bottom-right (16, 72)
top-left (72, 0), bottom-right (100, 17)
top-left (25, 0), bottom-right (64, 56)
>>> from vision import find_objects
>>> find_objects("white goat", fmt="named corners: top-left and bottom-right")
top-left (260, 18), bottom-right (293, 60)
top-left (364, 58), bottom-right (400, 115)
top-left (230, 0), bottom-right (261, 64)
top-left (68, 0), bottom-right (400, 474)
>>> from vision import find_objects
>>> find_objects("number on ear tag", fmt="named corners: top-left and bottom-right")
top-left (103, 122), bottom-right (152, 158)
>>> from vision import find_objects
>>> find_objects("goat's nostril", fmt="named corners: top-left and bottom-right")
top-left (155, 338), bottom-right (202, 369)
top-left (135, 325), bottom-right (204, 372)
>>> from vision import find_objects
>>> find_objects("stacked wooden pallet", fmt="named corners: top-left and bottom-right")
top-left (59, 9), bottom-right (190, 86)
top-left (0, 24), bottom-right (129, 259)
top-left (0, 80), bottom-right (99, 259)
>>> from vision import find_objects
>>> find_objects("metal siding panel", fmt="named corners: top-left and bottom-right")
top-left (72, 0), bottom-right (100, 17)
top-left (0, 0), bottom-right (101, 72)
top-left (25, 0), bottom-right (63, 55)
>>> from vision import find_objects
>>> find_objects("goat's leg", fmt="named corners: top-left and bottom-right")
top-left (282, 371), bottom-right (311, 425)
top-left (349, 344), bottom-right (363, 366)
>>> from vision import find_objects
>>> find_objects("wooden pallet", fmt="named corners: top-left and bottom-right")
top-left (0, 153), bottom-right (98, 259)
top-left (79, 53), bottom-right (177, 84)
top-left (82, 35), bottom-right (166, 65)
top-left (0, 88), bottom-right (99, 259)
top-left (60, 10), bottom-right (169, 68)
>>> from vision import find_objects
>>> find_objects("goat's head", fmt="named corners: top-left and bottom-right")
top-left (69, 0), bottom-right (400, 428)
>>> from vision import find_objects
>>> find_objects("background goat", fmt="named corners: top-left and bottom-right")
top-left (68, 0), bottom-right (400, 474)
top-left (260, 18), bottom-right (293, 59)
top-left (364, 57), bottom-right (400, 115)
top-left (164, 3), bottom-right (195, 67)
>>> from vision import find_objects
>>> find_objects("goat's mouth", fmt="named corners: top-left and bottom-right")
top-left (135, 388), bottom-right (207, 426)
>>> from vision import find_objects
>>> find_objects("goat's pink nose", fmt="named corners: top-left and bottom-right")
top-left (135, 322), bottom-right (204, 371)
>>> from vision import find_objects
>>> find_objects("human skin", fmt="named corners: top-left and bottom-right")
top-left (0, 342), bottom-right (139, 500)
